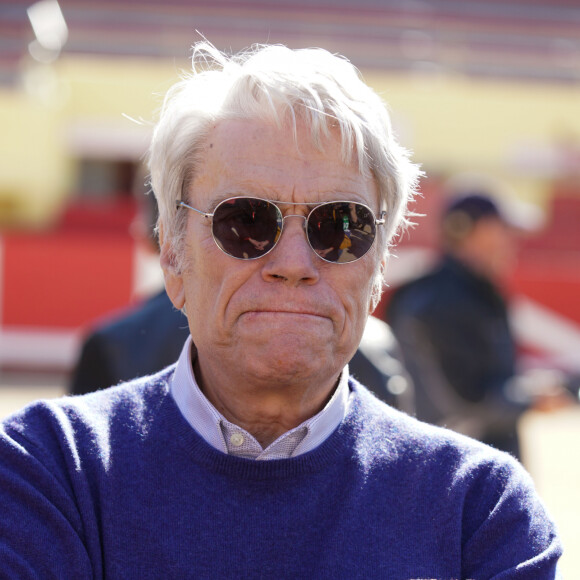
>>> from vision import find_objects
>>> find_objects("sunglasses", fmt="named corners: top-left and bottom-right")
top-left (176, 196), bottom-right (385, 263)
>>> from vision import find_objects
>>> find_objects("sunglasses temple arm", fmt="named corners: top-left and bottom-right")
top-left (176, 200), bottom-right (213, 219)
top-left (376, 211), bottom-right (387, 225)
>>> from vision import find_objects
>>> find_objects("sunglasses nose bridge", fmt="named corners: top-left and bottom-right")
top-left (281, 213), bottom-right (307, 224)
top-left (276, 213), bottom-right (311, 250)
top-left (280, 213), bottom-right (309, 238)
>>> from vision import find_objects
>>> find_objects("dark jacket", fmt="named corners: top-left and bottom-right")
top-left (70, 290), bottom-right (190, 395)
top-left (386, 254), bottom-right (527, 457)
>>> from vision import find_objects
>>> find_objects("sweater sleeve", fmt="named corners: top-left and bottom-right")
top-left (456, 450), bottom-right (562, 579)
top-left (0, 403), bottom-right (97, 579)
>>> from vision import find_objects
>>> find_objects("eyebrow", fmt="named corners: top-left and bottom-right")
top-left (203, 188), bottom-right (369, 209)
top-left (202, 184), bottom-right (273, 211)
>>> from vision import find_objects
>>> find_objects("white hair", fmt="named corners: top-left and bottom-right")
top-left (148, 41), bottom-right (422, 305)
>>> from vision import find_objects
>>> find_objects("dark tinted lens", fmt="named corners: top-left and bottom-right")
top-left (307, 202), bottom-right (376, 263)
top-left (212, 198), bottom-right (282, 259)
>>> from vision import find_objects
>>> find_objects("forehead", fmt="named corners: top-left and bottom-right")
top-left (188, 118), bottom-right (378, 208)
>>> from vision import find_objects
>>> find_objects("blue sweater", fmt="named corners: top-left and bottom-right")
top-left (0, 370), bottom-right (561, 579)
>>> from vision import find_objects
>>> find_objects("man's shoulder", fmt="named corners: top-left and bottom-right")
top-left (71, 365), bottom-right (175, 412)
top-left (387, 259), bottom-right (476, 320)
top-left (348, 381), bottom-right (523, 478)
top-left (387, 268), bottom-right (444, 315)
top-left (2, 367), bottom-right (176, 452)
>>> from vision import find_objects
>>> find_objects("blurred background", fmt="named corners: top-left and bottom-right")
top-left (0, 0), bottom-right (579, 574)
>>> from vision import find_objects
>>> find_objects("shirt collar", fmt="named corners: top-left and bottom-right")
top-left (170, 336), bottom-right (350, 459)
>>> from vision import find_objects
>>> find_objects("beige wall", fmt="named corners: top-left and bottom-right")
top-left (1, 54), bottom-right (579, 226)
top-left (366, 70), bottom-right (580, 206)
top-left (0, 56), bottom-right (177, 226)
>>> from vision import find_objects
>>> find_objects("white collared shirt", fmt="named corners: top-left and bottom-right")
top-left (170, 337), bottom-right (350, 460)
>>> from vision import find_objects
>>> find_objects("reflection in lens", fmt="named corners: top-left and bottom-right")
top-left (307, 202), bottom-right (376, 263)
top-left (212, 198), bottom-right (282, 259)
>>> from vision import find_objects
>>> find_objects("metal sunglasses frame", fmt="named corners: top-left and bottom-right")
top-left (176, 196), bottom-right (386, 263)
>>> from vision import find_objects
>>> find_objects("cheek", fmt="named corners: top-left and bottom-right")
top-left (335, 260), bottom-right (378, 321)
top-left (183, 250), bottom-right (260, 323)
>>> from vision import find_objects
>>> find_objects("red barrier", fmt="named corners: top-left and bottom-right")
top-left (2, 231), bottom-right (134, 329)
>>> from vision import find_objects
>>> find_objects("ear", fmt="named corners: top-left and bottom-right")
top-left (159, 222), bottom-right (186, 310)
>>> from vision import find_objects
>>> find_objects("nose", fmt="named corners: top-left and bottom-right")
top-left (261, 215), bottom-right (320, 285)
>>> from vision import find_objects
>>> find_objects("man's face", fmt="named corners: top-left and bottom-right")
top-left (162, 118), bottom-right (383, 391)
top-left (464, 217), bottom-right (518, 281)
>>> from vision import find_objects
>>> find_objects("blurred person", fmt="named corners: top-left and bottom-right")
top-left (387, 186), bottom-right (569, 459)
top-left (69, 193), bottom-right (190, 395)
top-left (0, 42), bottom-right (562, 577)
top-left (69, 289), bottom-right (190, 394)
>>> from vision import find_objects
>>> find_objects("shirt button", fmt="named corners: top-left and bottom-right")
top-left (230, 432), bottom-right (244, 447)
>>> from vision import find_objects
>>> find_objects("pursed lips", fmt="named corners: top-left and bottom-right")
top-left (240, 308), bottom-right (331, 322)
top-left (244, 309), bottom-right (326, 318)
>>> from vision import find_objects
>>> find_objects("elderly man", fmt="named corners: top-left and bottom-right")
top-left (0, 43), bottom-right (561, 578)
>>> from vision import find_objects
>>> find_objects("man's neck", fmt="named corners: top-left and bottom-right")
top-left (192, 353), bottom-right (340, 448)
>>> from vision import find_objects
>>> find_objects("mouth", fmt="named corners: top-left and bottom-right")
top-left (239, 305), bottom-right (333, 326)
top-left (242, 309), bottom-right (327, 320)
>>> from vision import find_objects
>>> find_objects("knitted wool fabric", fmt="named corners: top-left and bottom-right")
top-left (0, 369), bottom-right (562, 579)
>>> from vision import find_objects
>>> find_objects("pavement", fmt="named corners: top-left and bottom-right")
top-left (1, 371), bottom-right (579, 576)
